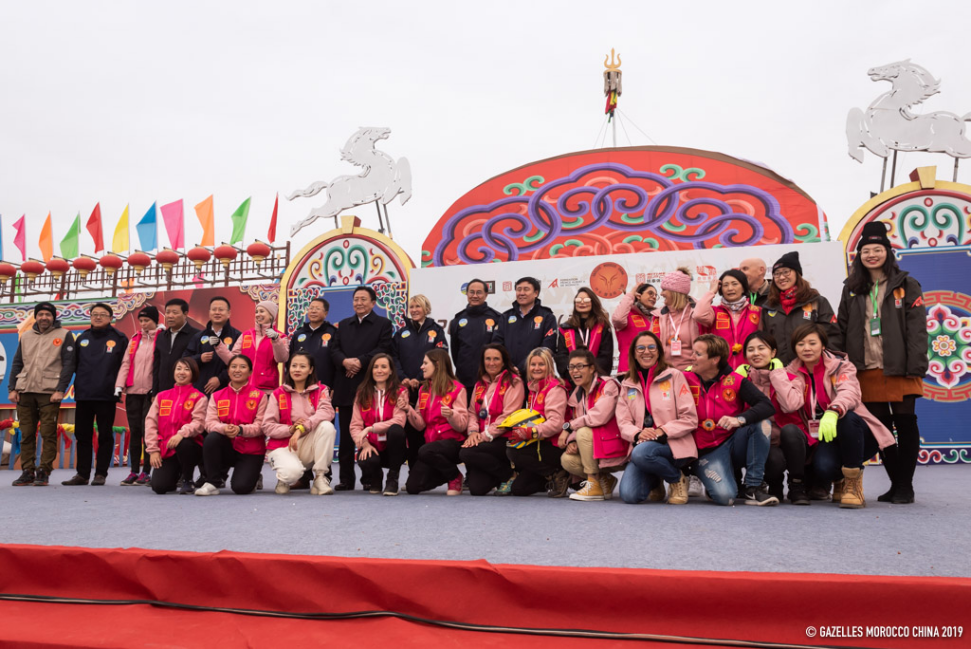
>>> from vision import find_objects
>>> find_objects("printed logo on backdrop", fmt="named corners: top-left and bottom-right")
top-left (590, 262), bottom-right (628, 299)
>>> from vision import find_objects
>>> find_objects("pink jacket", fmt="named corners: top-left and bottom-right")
top-left (566, 377), bottom-right (626, 467)
top-left (652, 295), bottom-right (710, 371)
top-left (406, 385), bottom-right (470, 439)
top-left (144, 385), bottom-right (207, 456)
top-left (205, 383), bottom-right (268, 438)
top-left (523, 379), bottom-right (567, 440)
top-left (785, 351), bottom-right (895, 449)
top-left (615, 368), bottom-right (698, 460)
top-left (468, 375), bottom-right (526, 438)
top-left (745, 367), bottom-right (805, 444)
top-left (350, 387), bottom-right (409, 446)
top-left (116, 328), bottom-right (158, 394)
top-left (262, 383), bottom-right (335, 441)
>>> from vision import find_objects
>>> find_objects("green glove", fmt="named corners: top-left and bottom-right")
top-left (819, 410), bottom-right (839, 443)
top-left (735, 364), bottom-right (750, 378)
top-left (769, 358), bottom-right (784, 370)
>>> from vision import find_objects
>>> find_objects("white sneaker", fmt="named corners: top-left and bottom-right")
top-left (275, 480), bottom-right (290, 494)
top-left (311, 474), bottom-right (333, 495)
top-left (194, 482), bottom-right (220, 496)
top-left (687, 475), bottom-right (705, 498)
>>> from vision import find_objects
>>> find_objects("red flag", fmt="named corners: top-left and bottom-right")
top-left (268, 193), bottom-right (278, 243)
top-left (86, 203), bottom-right (104, 253)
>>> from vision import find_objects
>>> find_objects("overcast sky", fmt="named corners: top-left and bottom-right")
top-left (2, 0), bottom-right (970, 264)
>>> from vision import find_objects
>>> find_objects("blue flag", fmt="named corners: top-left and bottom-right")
top-left (136, 202), bottom-right (158, 251)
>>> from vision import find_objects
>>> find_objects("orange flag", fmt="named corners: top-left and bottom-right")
top-left (194, 195), bottom-right (215, 246)
top-left (39, 213), bottom-right (54, 261)
top-left (268, 193), bottom-right (278, 243)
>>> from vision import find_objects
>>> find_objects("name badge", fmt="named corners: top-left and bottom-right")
top-left (670, 339), bottom-right (682, 356)
top-left (869, 317), bottom-right (881, 336)
top-left (808, 419), bottom-right (820, 439)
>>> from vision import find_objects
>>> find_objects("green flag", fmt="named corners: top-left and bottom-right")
top-left (230, 197), bottom-right (251, 244)
top-left (60, 212), bottom-right (81, 258)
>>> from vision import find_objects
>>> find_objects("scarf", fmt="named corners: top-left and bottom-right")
top-left (780, 287), bottom-right (799, 314)
top-left (722, 296), bottom-right (749, 314)
top-left (634, 301), bottom-right (653, 316)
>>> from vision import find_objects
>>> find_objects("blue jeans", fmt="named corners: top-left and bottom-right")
top-left (692, 422), bottom-right (771, 506)
top-left (812, 411), bottom-right (880, 483)
top-left (619, 441), bottom-right (691, 504)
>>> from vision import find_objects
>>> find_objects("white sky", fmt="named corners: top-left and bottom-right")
top-left (2, 0), bottom-right (970, 264)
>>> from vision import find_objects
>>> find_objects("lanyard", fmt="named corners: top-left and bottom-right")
top-left (376, 389), bottom-right (386, 417)
top-left (749, 292), bottom-right (757, 305)
top-left (577, 327), bottom-right (590, 349)
top-left (807, 377), bottom-right (818, 419)
top-left (668, 309), bottom-right (687, 342)
top-left (869, 281), bottom-right (880, 318)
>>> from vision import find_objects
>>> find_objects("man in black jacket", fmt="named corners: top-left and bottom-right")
top-left (185, 296), bottom-right (241, 395)
top-left (61, 303), bottom-right (129, 486)
top-left (153, 298), bottom-right (201, 395)
top-left (448, 278), bottom-right (500, 398)
top-left (288, 297), bottom-right (337, 390)
top-left (494, 276), bottom-right (558, 376)
top-left (331, 286), bottom-right (394, 490)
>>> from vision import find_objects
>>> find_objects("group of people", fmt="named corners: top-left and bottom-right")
top-left (9, 222), bottom-right (927, 507)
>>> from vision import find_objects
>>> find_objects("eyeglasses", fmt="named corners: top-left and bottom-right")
top-left (574, 297), bottom-right (592, 304)
top-left (772, 269), bottom-right (793, 279)
top-left (568, 363), bottom-right (591, 371)
top-left (635, 345), bottom-right (658, 353)
top-left (91, 312), bottom-right (111, 319)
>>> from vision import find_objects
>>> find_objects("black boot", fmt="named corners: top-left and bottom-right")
top-left (891, 413), bottom-right (919, 504)
top-left (877, 443), bottom-right (900, 502)
top-left (383, 470), bottom-right (399, 496)
top-left (787, 478), bottom-right (810, 506)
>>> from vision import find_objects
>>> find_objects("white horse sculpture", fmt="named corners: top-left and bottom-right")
top-left (288, 127), bottom-right (413, 236)
top-left (846, 60), bottom-right (971, 163)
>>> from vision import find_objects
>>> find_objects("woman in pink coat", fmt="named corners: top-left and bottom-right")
top-left (616, 331), bottom-right (699, 505)
top-left (217, 300), bottom-right (289, 394)
top-left (652, 268), bottom-right (712, 372)
top-left (115, 305), bottom-right (160, 485)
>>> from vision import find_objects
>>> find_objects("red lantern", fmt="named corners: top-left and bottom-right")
top-left (214, 244), bottom-right (238, 269)
top-left (156, 248), bottom-right (180, 272)
top-left (127, 252), bottom-right (152, 274)
top-left (46, 257), bottom-right (70, 279)
top-left (99, 254), bottom-right (124, 277)
top-left (246, 241), bottom-right (272, 267)
top-left (0, 263), bottom-right (17, 285)
top-left (187, 246), bottom-right (212, 271)
top-left (72, 256), bottom-right (98, 279)
top-left (21, 260), bottom-right (45, 280)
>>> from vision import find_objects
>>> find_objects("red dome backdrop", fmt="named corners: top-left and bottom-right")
top-left (421, 146), bottom-right (829, 267)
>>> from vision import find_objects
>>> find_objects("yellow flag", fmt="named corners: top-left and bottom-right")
top-left (112, 204), bottom-right (130, 253)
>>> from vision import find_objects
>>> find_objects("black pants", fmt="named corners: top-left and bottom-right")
top-left (358, 424), bottom-right (406, 486)
top-left (866, 397), bottom-right (918, 491)
top-left (460, 437), bottom-right (513, 495)
top-left (74, 400), bottom-right (117, 478)
top-left (125, 393), bottom-right (153, 473)
top-left (507, 440), bottom-right (564, 497)
top-left (405, 439), bottom-right (463, 494)
top-left (764, 424), bottom-right (804, 496)
top-left (780, 412), bottom-right (880, 485)
top-left (404, 387), bottom-right (424, 469)
top-left (335, 406), bottom-right (357, 486)
top-left (202, 432), bottom-right (264, 494)
top-left (151, 438), bottom-right (204, 494)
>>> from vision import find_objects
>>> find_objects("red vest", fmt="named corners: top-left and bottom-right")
top-left (472, 371), bottom-right (514, 436)
top-left (559, 324), bottom-right (604, 357)
top-left (155, 384), bottom-right (205, 459)
top-left (701, 306), bottom-right (761, 369)
top-left (268, 385), bottom-right (323, 451)
top-left (360, 386), bottom-right (408, 451)
top-left (417, 380), bottom-right (465, 443)
top-left (528, 377), bottom-right (565, 447)
top-left (616, 313), bottom-right (660, 373)
top-left (212, 384), bottom-right (266, 455)
top-left (571, 377), bottom-right (628, 459)
top-left (239, 329), bottom-right (282, 390)
top-left (684, 371), bottom-right (746, 449)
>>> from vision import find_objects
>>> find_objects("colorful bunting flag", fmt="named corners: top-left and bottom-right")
top-left (60, 213), bottom-right (82, 259)
top-left (268, 193), bottom-right (278, 243)
top-left (13, 215), bottom-right (26, 261)
top-left (194, 195), bottom-right (215, 247)
top-left (86, 203), bottom-right (104, 253)
top-left (112, 205), bottom-right (130, 254)
top-left (136, 203), bottom-right (158, 251)
top-left (160, 199), bottom-right (185, 249)
top-left (39, 213), bottom-right (54, 262)
top-left (230, 197), bottom-right (250, 245)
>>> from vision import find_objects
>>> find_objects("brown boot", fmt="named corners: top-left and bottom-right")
top-left (838, 468), bottom-right (865, 509)
top-left (831, 479), bottom-right (845, 504)
top-left (648, 483), bottom-right (667, 502)
top-left (667, 474), bottom-right (689, 505)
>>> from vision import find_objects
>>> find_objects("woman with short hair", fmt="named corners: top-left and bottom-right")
top-left (696, 270), bottom-right (763, 369)
top-left (145, 358), bottom-right (208, 495)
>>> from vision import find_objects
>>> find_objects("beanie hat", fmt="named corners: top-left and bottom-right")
top-left (718, 269), bottom-right (750, 296)
top-left (772, 251), bottom-right (802, 277)
top-left (660, 270), bottom-right (692, 295)
top-left (857, 221), bottom-right (892, 253)
top-left (138, 305), bottom-right (160, 324)
top-left (34, 302), bottom-right (56, 319)
top-left (258, 300), bottom-right (279, 322)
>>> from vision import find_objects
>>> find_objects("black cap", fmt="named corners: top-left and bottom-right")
top-left (718, 269), bottom-right (750, 296)
top-left (857, 221), bottom-right (892, 253)
top-left (138, 305), bottom-right (160, 324)
top-left (772, 251), bottom-right (802, 277)
top-left (34, 302), bottom-right (56, 319)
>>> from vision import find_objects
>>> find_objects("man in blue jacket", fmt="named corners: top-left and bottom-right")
top-left (61, 303), bottom-right (129, 486)
top-left (448, 278), bottom-right (500, 399)
top-left (494, 277), bottom-right (558, 376)
top-left (288, 297), bottom-right (337, 390)
top-left (184, 296), bottom-right (241, 395)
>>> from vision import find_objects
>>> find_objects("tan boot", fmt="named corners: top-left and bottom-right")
top-left (648, 484), bottom-right (667, 502)
top-left (569, 479), bottom-right (605, 501)
top-left (832, 479), bottom-right (846, 503)
top-left (838, 468), bottom-right (865, 509)
top-left (599, 473), bottom-right (618, 500)
top-left (667, 475), bottom-right (689, 505)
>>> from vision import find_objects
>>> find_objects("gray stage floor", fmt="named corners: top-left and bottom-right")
top-left (0, 465), bottom-right (967, 578)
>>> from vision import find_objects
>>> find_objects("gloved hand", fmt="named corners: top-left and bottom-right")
top-left (769, 358), bottom-right (784, 370)
top-left (820, 410), bottom-right (839, 443)
top-left (509, 427), bottom-right (533, 443)
top-left (266, 329), bottom-right (279, 340)
top-left (735, 364), bottom-right (750, 378)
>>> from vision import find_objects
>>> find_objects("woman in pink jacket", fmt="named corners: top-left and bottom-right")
top-left (785, 323), bottom-right (896, 509)
top-left (459, 344), bottom-right (525, 496)
top-left (263, 352), bottom-right (338, 496)
top-left (652, 268), bottom-right (711, 372)
top-left (612, 283), bottom-right (660, 374)
top-left (404, 349), bottom-right (470, 495)
top-left (561, 349), bottom-right (628, 502)
top-left (217, 300), bottom-right (289, 394)
top-left (695, 270), bottom-right (763, 369)
top-left (115, 305), bottom-right (160, 486)
top-left (195, 355), bottom-right (268, 496)
top-left (617, 331), bottom-right (699, 505)
top-left (351, 353), bottom-right (409, 497)
top-left (145, 358), bottom-right (208, 495)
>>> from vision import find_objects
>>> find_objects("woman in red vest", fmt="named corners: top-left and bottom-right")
top-left (555, 287), bottom-right (614, 383)
top-left (459, 344), bottom-right (525, 496)
top-left (262, 352), bottom-right (337, 495)
top-left (217, 300), bottom-right (289, 394)
top-left (696, 270), bottom-right (762, 369)
top-left (351, 353), bottom-right (409, 496)
top-left (195, 355), bottom-right (268, 496)
top-left (612, 283), bottom-right (660, 374)
top-left (404, 348), bottom-right (469, 495)
top-left (115, 305), bottom-right (159, 486)
top-left (145, 358), bottom-right (208, 494)
top-left (561, 349), bottom-right (628, 501)
top-left (616, 331), bottom-right (698, 505)
top-left (506, 347), bottom-right (570, 498)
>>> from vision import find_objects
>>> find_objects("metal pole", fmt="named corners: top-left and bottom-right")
top-left (611, 115), bottom-right (617, 148)
top-left (374, 201), bottom-right (385, 234)
top-left (880, 156), bottom-right (888, 193)
top-left (382, 203), bottom-right (393, 239)
top-left (890, 150), bottom-right (898, 188)
top-left (955, 158), bottom-right (960, 182)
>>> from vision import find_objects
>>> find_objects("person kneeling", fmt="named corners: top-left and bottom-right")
top-left (352, 353), bottom-right (409, 496)
top-left (196, 355), bottom-right (268, 496)
top-left (263, 352), bottom-right (337, 495)
top-left (145, 358), bottom-right (207, 494)
top-left (561, 350), bottom-right (628, 501)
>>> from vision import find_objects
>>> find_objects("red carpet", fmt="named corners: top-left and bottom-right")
top-left (0, 544), bottom-right (967, 648)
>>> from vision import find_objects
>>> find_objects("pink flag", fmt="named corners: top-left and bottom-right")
top-left (13, 215), bottom-right (26, 261)
top-left (160, 199), bottom-right (185, 249)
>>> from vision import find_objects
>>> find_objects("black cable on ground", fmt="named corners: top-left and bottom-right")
top-left (0, 592), bottom-right (884, 649)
